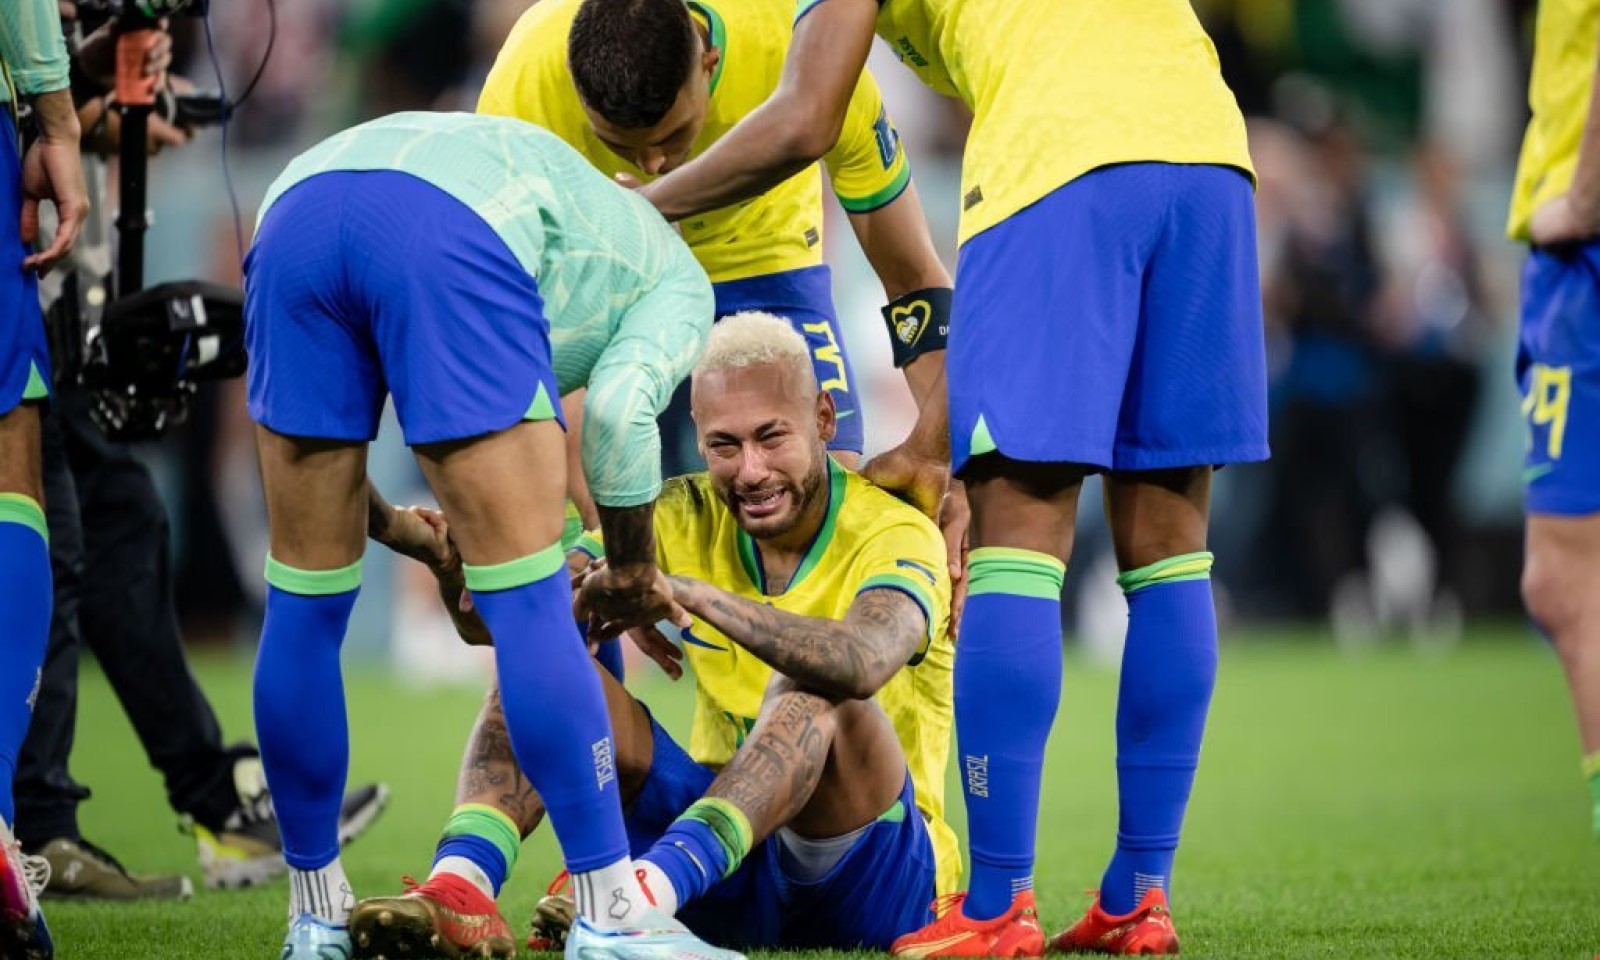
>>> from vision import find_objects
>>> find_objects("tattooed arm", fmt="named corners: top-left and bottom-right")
top-left (574, 503), bottom-right (690, 641)
top-left (669, 577), bottom-right (927, 701)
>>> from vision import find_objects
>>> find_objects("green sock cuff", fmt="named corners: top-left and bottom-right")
top-left (966, 546), bottom-right (1066, 599)
top-left (0, 493), bottom-right (47, 544)
top-left (1117, 551), bottom-right (1215, 594)
top-left (442, 803), bottom-right (522, 871)
top-left (463, 542), bottom-right (565, 593)
top-left (683, 798), bottom-right (753, 879)
top-left (263, 555), bottom-right (363, 595)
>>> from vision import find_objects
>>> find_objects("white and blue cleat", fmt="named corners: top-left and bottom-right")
top-left (564, 909), bottom-right (746, 960)
top-left (0, 823), bottom-right (52, 960)
top-left (281, 914), bottom-right (351, 960)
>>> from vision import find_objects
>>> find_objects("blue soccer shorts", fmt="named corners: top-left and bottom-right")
top-left (625, 739), bottom-right (936, 949)
top-left (244, 170), bottom-right (562, 446)
top-left (0, 110), bottom-right (49, 417)
top-left (1518, 240), bottom-right (1600, 515)
top-left (949, 162), bottom-right (1270, 474)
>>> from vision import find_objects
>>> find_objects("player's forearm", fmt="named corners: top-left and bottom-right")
top-left (849, 182), bottom-right (950, 301)
top-left (670, 577), bottom-right (917, 700)
top-left (597, 503), bottom-right (659, 573)
top-left (902, 352), bottom-right (951, 460)
top-left (1571, 33), bottom-right (1600, 224)
top-left (640, 99), bottom-right (825, 221)
top-left (641, 0), bottom-right (876, 221)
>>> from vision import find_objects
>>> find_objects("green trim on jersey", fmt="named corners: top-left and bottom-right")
top-left (264, 556), bottom-right (364, 596)
top-left (837, 161), bottom-right (911, 214)
top-left (737, 458), bottom-right (848, 596)
top-left (22, 362), bottom-right (48, 401)
top-left (463, 542), bottom-right (565, 593)
top-left (966, 546), bottom-right (1065, 599)
top-left (857, 572), bottom-right (936, 664)
top-left (687, 1), bottom-right (728, 95)
top-left (0, 493), bottom-right (48, 543)
top-left (1117, 551), bottom-right (1215, 594)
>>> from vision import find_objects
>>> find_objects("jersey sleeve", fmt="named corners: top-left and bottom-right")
top-left (581, 254), bottom-right (714, 508)
top-left (851, 516), bottom-right (951, 666)
top-left (823, 66), bottom-right (913, 215)
top-left (0, 0), bottom-right (69, 98)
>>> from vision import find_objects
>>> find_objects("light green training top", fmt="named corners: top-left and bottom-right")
top-left (258, 112), bottom-right (715, 508)
top-left (0, 0), bottom-right (71, 102)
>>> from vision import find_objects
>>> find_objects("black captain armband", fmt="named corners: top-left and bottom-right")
top-left (881, 287), bottom-right (951, 368)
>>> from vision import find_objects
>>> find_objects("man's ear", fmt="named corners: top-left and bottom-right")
top-left (816, 389), bottom-right (837, 445)
top-left (702, 45), bottom-right (721, 80)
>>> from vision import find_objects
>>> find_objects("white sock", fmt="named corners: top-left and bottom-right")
top-left (431, 855), bottom-right (496, 900)
top-left (635, 858), bottom-right (679, 916)
top-left (289, 859), bottom-right (354, 926)
top-left (572, 857), bottom-right (653, 929)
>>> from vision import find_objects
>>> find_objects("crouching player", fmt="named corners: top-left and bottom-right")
top-left (245, 111), bottom-right (741, 960)
top-left (353, 312), bottom-right (959, 957)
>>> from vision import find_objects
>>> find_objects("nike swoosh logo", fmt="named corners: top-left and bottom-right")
top-left (835, 409), bottom-right (856, 420)
top-left (1524, 463), bottom-right (1556, 483)
top-left (679, 625), bottom-right (727, 652)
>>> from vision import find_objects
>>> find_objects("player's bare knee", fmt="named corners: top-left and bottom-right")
top-left (0, 405), bottom-right (45, 503)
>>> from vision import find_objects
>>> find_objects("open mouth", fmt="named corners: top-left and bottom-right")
top-left (737, 487), bottom-right (789, 519)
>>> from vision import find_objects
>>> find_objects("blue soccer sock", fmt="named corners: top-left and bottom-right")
top-left (639, 798), bottom-right (752, 912)
top-left (1099, 553), bottom-right (1219, 916)
top-left (465, 545), bottom-right (629, 876)
top-left (0, 495), bottom-right (51, 826)
top-left (432, 804), bottom-right (520, 896)
top-left (254, 556), bottom-right (362, 871)
top-left (626, 712), bottom-right (715, 857)
top-left (957, 547), bottom-right (1065, 921)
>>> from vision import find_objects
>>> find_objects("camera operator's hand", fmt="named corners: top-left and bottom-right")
top-left (21, 89), bottom-right (89, 275)
top-left (73, 14), bottom-right (174, 88)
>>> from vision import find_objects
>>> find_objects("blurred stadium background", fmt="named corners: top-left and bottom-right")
top-left (47, 1), bottom-right (1600, 956)
top-left (142, 0), bottom-right (1539, 663)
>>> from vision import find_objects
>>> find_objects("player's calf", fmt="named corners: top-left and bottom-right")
top-left (1522, 513), bottom-right (1600, 837)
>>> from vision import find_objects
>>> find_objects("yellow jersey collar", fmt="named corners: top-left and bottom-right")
top-left (686, 0), bottom-right (728, 97)
top-left (736, 458), bottom-right (848, 596)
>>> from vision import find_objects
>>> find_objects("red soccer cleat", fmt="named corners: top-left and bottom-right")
top-left (890, 892), bottom-right (1045, 958)
top-left (349, 873), bottom-right (516, 959)
top-left (1049, 888), bottom-right (1180, 956)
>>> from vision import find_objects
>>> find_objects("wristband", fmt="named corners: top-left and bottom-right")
top-left (881, 287), bottom-right (951, 368)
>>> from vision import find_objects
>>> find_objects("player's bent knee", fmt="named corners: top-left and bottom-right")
top-left (0, 404), bottom-right (43, 502)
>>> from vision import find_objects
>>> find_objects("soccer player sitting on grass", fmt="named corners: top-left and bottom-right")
top-left (355, 312), bottom-right (958, 959)
top-left (245, 111), bottom-right (739, 960)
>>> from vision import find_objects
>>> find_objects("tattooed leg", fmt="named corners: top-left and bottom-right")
top-left (455, 663), bottom-right (657, 837)
top-left (705, 674), bottom-right (906, 844)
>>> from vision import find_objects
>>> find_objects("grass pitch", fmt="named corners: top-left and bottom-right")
top-left (49, 629), bottom-right (1600, 959)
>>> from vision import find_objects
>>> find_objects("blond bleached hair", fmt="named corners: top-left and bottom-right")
top-left (692, 311), bottom-right (817, 390)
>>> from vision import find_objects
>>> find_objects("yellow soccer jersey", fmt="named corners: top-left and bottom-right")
top-left (797, 0), bottom-right (1254, 244)
top-left (1509, 0), bottom-right (1600, 240)
top-left (650, 461), bottom-right (960, 894)
top-left (478, 0), bottom-right (911, 284)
